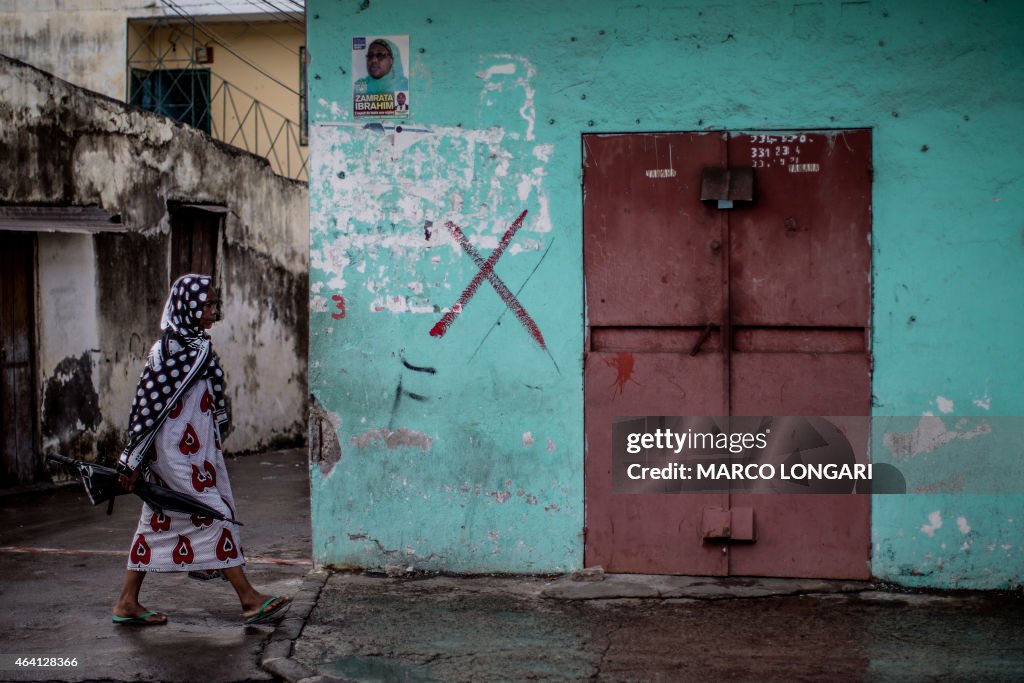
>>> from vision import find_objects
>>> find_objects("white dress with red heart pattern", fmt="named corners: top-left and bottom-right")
top-left (125, 378), bottom-right (244, 572)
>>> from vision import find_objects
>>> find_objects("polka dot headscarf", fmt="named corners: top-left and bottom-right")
top-left (161, 273), bottom-right (214, 338)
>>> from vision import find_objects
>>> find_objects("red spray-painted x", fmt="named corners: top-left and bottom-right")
top-left (430, 210), bottom-right (546, 349)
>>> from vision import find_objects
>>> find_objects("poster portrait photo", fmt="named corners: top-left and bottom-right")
top-left (352, 35), bottom-right (410, 118)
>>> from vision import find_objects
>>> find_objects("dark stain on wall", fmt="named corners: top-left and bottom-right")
top-left (41, 352), bottom-right (101, 459)
top-left (5, 120), bottom-right (77, 200)
top-left (0, 56), bottom-right (148, 207)
top-left (224, 241), bottom-right (310, 334)
top-left (94, 230), bottom-right (170, 343)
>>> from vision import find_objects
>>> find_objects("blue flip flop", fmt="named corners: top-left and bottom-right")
top-left (243, 595), bottom-right (291, 625)
top-left (112, 610), bottom-right (167, 626)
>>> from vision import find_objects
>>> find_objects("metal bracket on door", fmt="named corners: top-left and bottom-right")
top-left (700, 166), bottom-right (754, 210)
top-left (700, 506), bottom-right (756, 542)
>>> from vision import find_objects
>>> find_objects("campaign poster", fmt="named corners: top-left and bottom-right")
top-left (352, 35), bottom-right (410, 118)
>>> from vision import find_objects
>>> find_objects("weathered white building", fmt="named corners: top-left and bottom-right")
top-left (0, 54), bottom-right (308, 485)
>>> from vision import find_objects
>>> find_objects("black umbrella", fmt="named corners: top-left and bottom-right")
top-left (47, 453), bottom-right (242, 525)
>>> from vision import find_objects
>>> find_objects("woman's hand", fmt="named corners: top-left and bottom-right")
top-left (118, 467), bottom-right (141, 492)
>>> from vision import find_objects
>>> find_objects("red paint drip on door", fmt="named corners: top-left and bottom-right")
top-left (605, 352), bottom-right (640, 395)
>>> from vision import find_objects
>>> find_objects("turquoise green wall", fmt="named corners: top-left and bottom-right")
top-left (308, 0), bottom-right (1024, 584)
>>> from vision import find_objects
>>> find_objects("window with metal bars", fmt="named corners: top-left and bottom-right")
top-left (130, 68), bottom-right (212, 134)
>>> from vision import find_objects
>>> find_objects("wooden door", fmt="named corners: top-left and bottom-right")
top-left (1, 232), bottom-right (39, 487)
top-left (170, 205), bottom-right (221, 284)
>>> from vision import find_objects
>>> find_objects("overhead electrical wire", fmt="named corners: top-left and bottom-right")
top-left (159, 0), bottom-right (301, 94)
top-left (240, 0), bottom-right (305, 32)
top-left (206, 0), bottom-right (303, 55)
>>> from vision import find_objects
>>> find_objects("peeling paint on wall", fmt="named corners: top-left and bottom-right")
top-left (476, 56), bottom-right (537, 142)
top-left (973, 390), bottom-right (991, 411)
top-left (920, 511), bottom-right (942, 537)
top-left (307, 45), bottom-right (575, 574)
top-left (882, 416), bottom-right (991, 460)
top-left (310, 123), bottom-right (554, 315)
top-left (310, 55), bottom-right (553, 326)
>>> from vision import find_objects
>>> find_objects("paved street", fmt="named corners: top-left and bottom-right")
top-left (288, 573), bottom-right (1024, 683)
top-left (0, 448), bottom-right (311, 683)
top-left (3, 448), bottom-right (1024, 682)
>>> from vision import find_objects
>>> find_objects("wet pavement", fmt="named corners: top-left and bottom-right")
top-left (287, 573), bottom-right (1024, 683)
top-left (3, 447), bottom-right (1024, 682)
top-left (0, 448), bottom-right (311, 683)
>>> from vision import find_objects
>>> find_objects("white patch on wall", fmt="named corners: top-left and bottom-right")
top-left (36, 234), bottom-right (101, 374)
top-left (973, 387), bottom-right (991, 411)
top-left (317, 98), bottom-right (347, 120)
top-left (957, 516), bottom-right (971, 534)
top-left (477, 63), bottom-right (517, 79)
top-left (882, 415), bottom-right (992, 460)
top-left (920, 510), bottom-right (943, 537)
top-left (311, 294), bottom-right (328, 313)
top-left (935, 396), bottom-right (954, 414)
top-left (509, 238), bottom-right (545, 255)
top-left (370, 294), bottom-right (435, 314)
top-left (310, 241), bottom-right (352, 292)
top-left (476, 56), bottom-right (537, 142)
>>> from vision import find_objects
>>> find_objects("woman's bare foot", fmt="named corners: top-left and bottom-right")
top-left (221, 566), bottom-right (291, 623)
top-left (241, 594), bottom-right (290, 624)
top-left (112, 599), bottom-right (167, 624)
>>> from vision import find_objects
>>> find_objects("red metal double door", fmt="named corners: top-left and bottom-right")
top-left (583, 130), bottom-right (871, 578)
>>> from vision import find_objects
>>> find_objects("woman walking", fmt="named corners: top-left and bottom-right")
top-left (111, 274), bottom-right (289, 626)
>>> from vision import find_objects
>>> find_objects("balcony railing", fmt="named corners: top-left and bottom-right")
top-left (127, 18), bottom-right (308, 182)
top-left (209, 77), bottom-right (307, 181)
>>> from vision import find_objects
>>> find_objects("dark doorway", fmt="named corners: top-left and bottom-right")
top-left (1, 232), bottom-right (40, 487)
